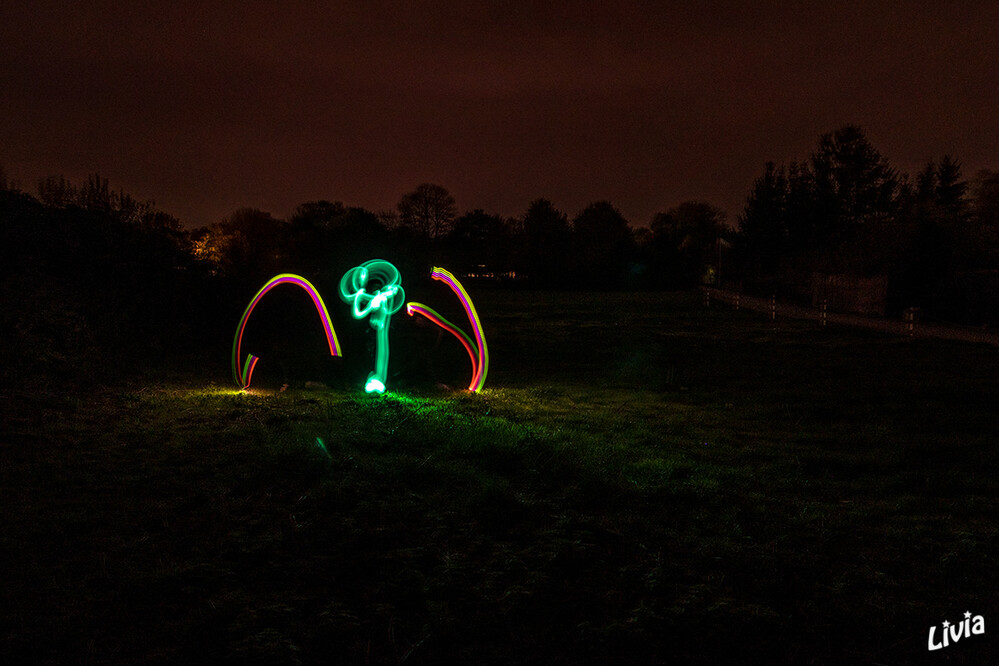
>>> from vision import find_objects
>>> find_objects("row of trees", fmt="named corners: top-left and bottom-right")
top-left (5, 123), bottom-right (999, 351)
top-left (736, 126), bottom-right (999, 320)
top-left (190, 184), bottom-right (727, 292)
top-left (183, 126), bottom-right (999, 321)
top-left (0, 171), bottom-right (732, 386)
top-left (1, 180), bottom-right (215, 386)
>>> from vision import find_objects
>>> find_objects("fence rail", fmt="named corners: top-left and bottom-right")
top-left (703, 287), bottom-right (999, 347)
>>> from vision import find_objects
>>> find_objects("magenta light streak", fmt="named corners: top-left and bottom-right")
top-left (232, 273), bottom-right (341, 389)
top-left (429, 267), bottom-right (489, 392)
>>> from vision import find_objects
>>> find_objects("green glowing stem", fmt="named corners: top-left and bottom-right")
top-left (339, 260), bottom-right (405, 393)
top-left (371, 315), bottom-right (391, 391)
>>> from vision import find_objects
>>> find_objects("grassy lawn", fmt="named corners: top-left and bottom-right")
top-left (2, 291), bottom-right (996, 664)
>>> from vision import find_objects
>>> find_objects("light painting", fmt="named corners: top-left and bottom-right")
top-left (232, 273), bottom-right (341, 389)
top-left (231, 263), bottom-right (488, 394)
top-left (406, 267), bottom-right (489, 392)
top-left (339, 260), bottom-right (406, 394)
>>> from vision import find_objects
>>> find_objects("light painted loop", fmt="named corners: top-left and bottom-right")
top-left (339, 260), bottom-right (406, 393)
top-left (340, 260), bottom-right (405, 327)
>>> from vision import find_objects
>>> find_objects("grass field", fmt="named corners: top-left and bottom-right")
top-left (2, 291), bottom-right (997, 664)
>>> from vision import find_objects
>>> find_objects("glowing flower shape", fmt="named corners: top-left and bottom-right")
top-left (339, 260), bottom-right (406, 393)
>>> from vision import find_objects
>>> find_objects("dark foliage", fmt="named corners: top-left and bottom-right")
top-left (520, 198), bottom-right (572, 288)
top-left (648, 201), bottom-right (729, 289)
top-left (570, 201), bottom-right (636, 290)
top-left (734, 127), bottom-right (999, 323)
top-left (0, 185), bottom-right (231, 387)
top-left (5, 131), bottom-right (999, 391)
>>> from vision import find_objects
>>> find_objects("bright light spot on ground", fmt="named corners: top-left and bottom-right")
top-left (180, 387), bottom-right (248, 398)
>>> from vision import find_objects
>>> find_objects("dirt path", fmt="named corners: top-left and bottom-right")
top-left (703, 287), bottom-right (999, 347)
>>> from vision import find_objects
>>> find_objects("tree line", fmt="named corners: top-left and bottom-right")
top-left (735, 126), bottom-right (999, 322)
top-left (173, 127), bottom-right (999, 321)
top-left (186, 184), bottom-right (727, 293)
top-left (3, 124), bottom-right (999, 384)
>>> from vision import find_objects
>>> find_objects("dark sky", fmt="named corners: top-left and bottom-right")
top-left (2, 1), bottom-right (997, 228)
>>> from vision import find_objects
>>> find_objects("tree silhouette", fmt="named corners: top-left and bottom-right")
top-left (735, 126), bottom-right (903, 289)
top-left (809, 125), bottom-right (899, 238)
top-left (571, 201), bottom-right (634, 289)
top-left (446, 209), bottom-right (510, 276)
top-left (291, 200), bottom-right (348, 230)
top-left (33, 173), bottom-right (157, 226)
top-left (37, 175), bottom-right (78, 208)
top-left (193, 208), bottom-right (287, 282)
top-left (651, 201), bottom-right (728, 288)
top-left (190, 224), bottom-right (249, 277)
top-left (935, 155), bottom-right (968, 217)
top-left (735, 162), bottom-right (790, 282)
top-left (287, 201), bottom-right (386, 278)
top-left (397, 183), bottom-right (457, 239)
top-left (520, 198), bottom-right (571, 287)
top-left (971, 170), bottom-right (999, 269)
top-left (77, 174), bottom-right (113, 214)
top-left (886, 157), bottom-right (975, 310)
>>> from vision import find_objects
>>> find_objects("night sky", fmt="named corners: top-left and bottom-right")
top-left (2, 1), bottom-right (997, 229)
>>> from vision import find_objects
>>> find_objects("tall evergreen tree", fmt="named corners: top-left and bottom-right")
top-left (971, 169), bottom-right (999, 269)
top-left (809, 125), bottom-right (899, 235)
top-left (935, 155), bottom-right (968, 220)
top-left (736, 162), bottom-right (788, 281)
top-left (735, 126), bottom-right (902, 286)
